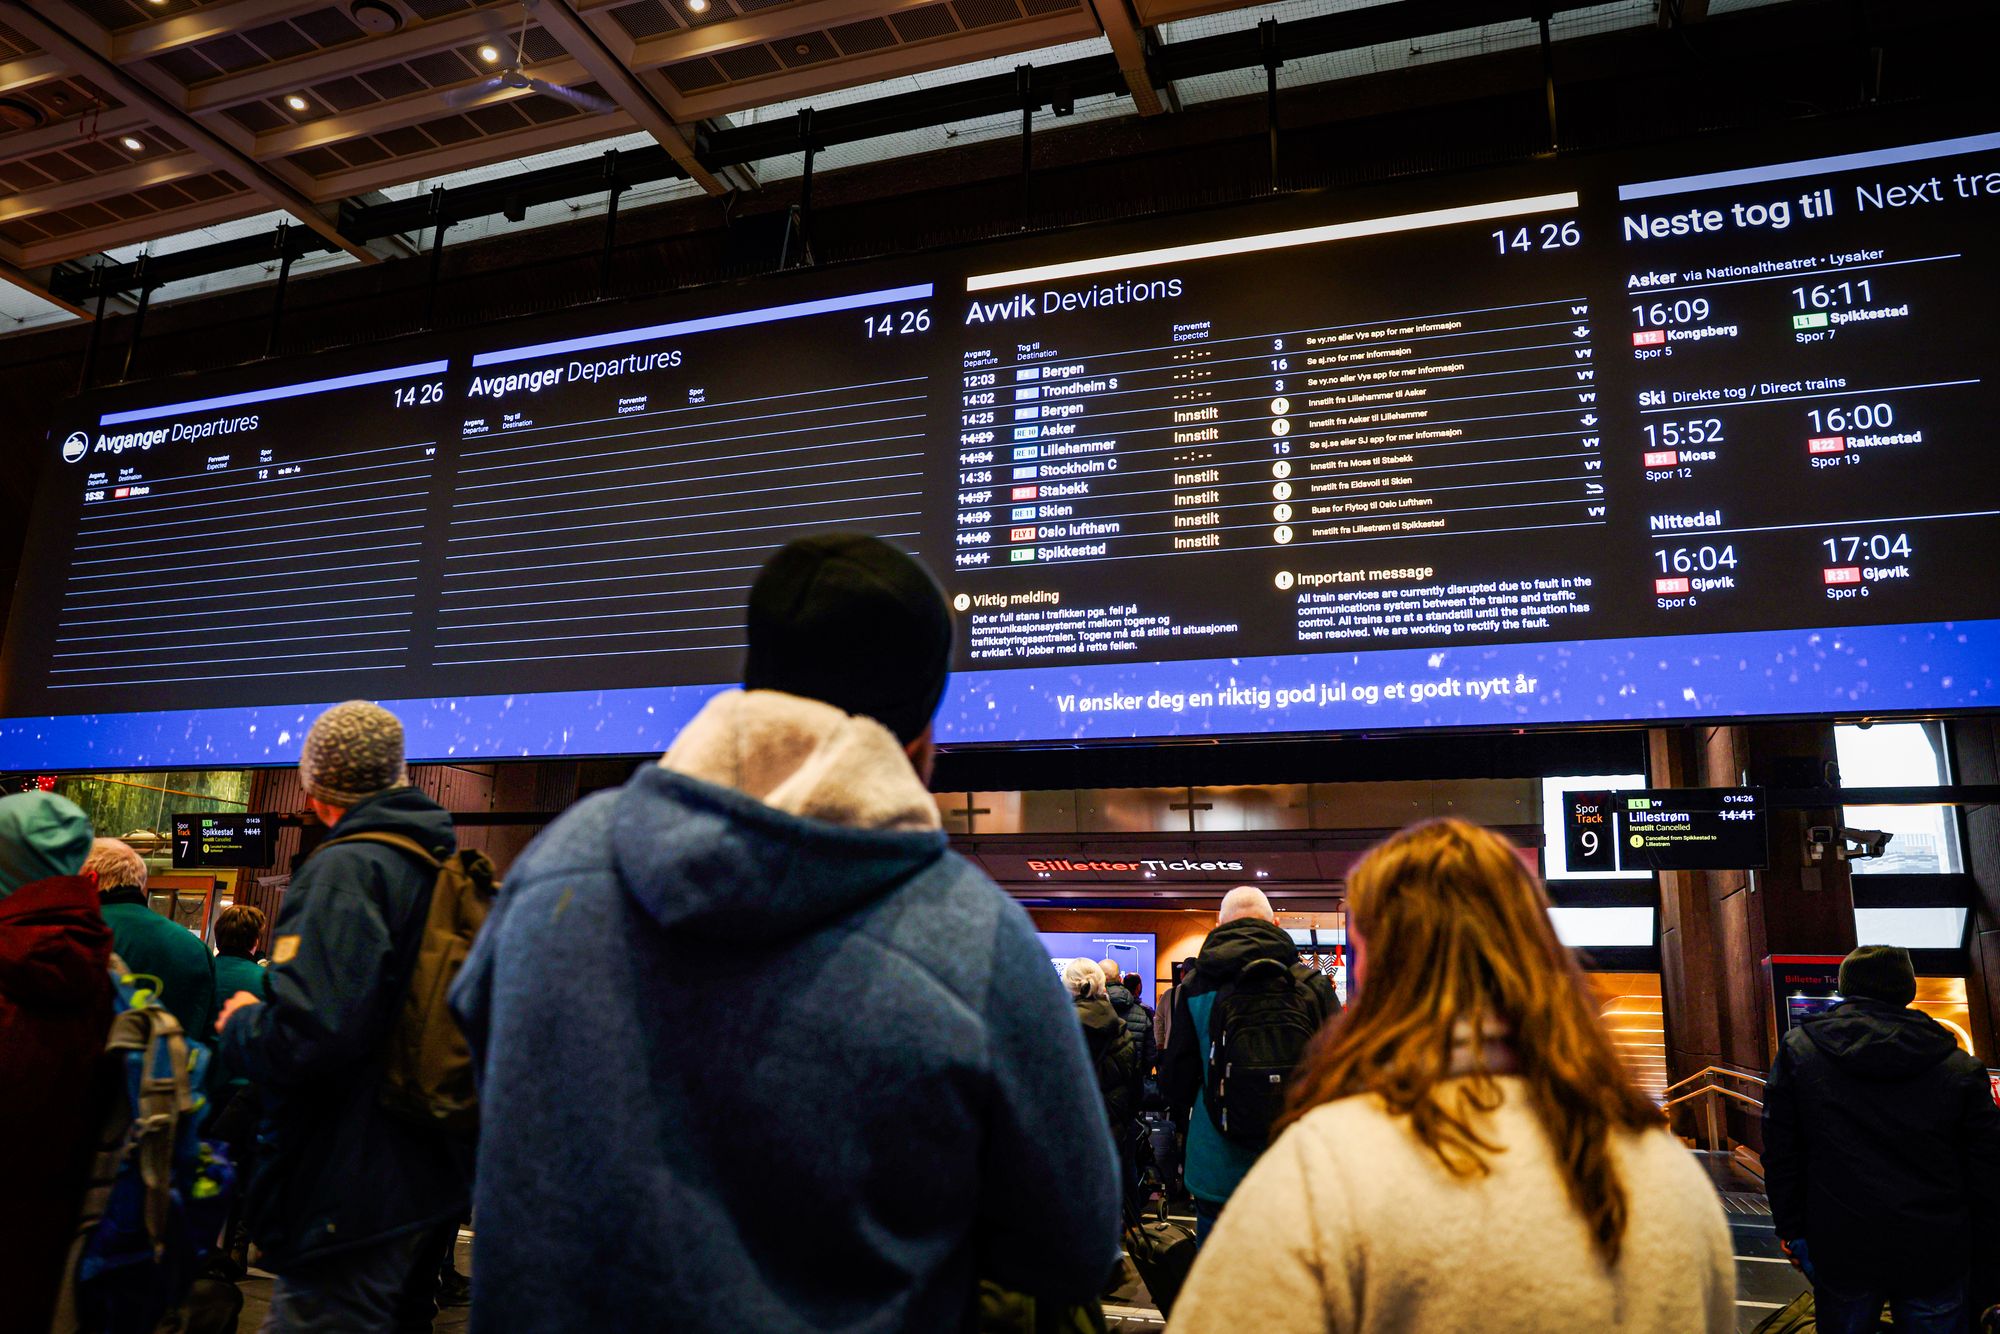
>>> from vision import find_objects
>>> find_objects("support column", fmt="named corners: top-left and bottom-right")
top-left (1949, 718), bottom-right (2000, 1059)
top-left (1652, 721), bottom-right (1857, 1148)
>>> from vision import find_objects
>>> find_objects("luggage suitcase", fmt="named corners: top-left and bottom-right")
top-left (1748, 1290), bottom-right (1812, 1334)
top-left (1122, 1197), bottom-right (1197, 1318)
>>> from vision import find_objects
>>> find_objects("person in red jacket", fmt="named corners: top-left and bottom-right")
top-left (0, 789), bottom-right (111, 1334)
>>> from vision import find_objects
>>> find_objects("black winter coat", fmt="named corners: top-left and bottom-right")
top-left (1105, 983), bottom-right (1158, 1078)
top-left (1076, 994), bottom-right (1141, 1129)
top-left (1762, 998), bottom-right (2000, 1291)
top-left (217, 787), bottom-right (474, 1269)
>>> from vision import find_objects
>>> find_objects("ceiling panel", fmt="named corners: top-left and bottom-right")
top-left (0, 0), bottom-right (1815, 332)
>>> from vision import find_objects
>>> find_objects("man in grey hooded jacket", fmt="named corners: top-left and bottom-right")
top-left (451, 533), bottom-right (1120, 1332)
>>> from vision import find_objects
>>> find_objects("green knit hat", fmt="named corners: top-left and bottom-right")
top-left (0, 791), bottom-right (94, 899)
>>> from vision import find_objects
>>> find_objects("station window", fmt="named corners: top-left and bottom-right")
top-left (1833, 722), bottom-right (1963, 875)
top-left (1833, 722), bottom-right (1968, 953)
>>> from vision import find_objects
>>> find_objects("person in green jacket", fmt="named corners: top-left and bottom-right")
top-left (211, 903), bottom-right (268, 1012)
top-left (85, 838), bottom-right (216, 1041)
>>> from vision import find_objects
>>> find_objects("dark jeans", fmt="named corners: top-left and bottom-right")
top-left (1192, 1197), bottom-right (1223, 1248)
top-left (1815, 1269), bottom-right (1971, 1334)
top-left (261, 1228), bottom-right (435, 1334)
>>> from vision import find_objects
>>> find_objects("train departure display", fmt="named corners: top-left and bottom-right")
top-left (1561, 788), bottom-right (1768, 872)
top-left (171, 813), bottom-right (274, 869)
top-left (4, 121), bottom-right (1998, 767)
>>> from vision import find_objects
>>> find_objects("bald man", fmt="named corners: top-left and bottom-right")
top-left (1161, 887), bottom-right (1340, 1244)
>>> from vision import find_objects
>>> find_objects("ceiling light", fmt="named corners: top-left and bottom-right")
top-left (284, 94), bottom-right (309, 111)
top-left (686, 0), bottom-right (709, 11)
top-left (477, 44), bottom-right (501, 63)
top-left (119, 135), bottom-right (144, 151)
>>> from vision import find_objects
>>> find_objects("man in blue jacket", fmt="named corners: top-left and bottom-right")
top-left (452, 534), bottom-right (1121, 1332)
top-left (217, 701), bottom-right (471, 1331)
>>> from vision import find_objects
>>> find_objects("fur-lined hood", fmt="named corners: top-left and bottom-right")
top-left (610, 689), bottom-right (947, 940)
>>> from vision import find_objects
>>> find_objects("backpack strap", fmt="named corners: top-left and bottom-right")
top-left (321, 830), bottom-right (444, 871)
top-left (104, 1003), bottom-right (193, 1257)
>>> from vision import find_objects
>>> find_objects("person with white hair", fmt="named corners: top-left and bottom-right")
top-left (1065, 958), bottom-right (1141, 1134)
top-left (88, 836), bottom-right (216, 1043)
top-left (1161, 886), bottom-right (1341, 1244)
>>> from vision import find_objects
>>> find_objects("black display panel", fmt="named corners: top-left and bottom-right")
top-left (4, 120), bottom-right (1999, 767)
top-left (171, 812), bottom-right (274, 868)
top-left (1562, 787), bottom-right (1768, 871)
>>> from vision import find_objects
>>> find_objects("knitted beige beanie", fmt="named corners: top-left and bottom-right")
top-left (300, 700), bottom-right (407, 807)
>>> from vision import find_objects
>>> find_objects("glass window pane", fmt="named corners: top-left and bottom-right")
top-left (1835, 723), bottom-right (1964, 875)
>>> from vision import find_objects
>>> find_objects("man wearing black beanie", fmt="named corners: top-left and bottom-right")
top-left (1764, 944), bottom-right (2000, 1333)
top-left (451, 534), bottom-right (1120, 1332)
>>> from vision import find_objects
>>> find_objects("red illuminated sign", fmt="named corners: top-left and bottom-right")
top-left (1655, 577), bottom-right (1691, 595)
top-left (1643, 450), bottom-right (1678, 467)
top-left (1823, 566), bottom-right (1862, 585)
top-left (1807, 436), bottom-right (1847, 455)
top-left (1632, 330), bottom-right (1666, 347)
top-left (1010, 485), bottom-right (1037, 500)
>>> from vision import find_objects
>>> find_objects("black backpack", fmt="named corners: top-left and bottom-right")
top-left (1203, 959), bottom-right (1322, 1145)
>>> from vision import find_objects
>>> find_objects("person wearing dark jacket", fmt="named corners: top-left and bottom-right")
top-left (451, 535), bottom-right (1119, 1332)
top-left (0, 792), bottom-right (110, 1334)
top-left (87, 837), bottom-right (216, 1043)
top-left (1763, 945), bottom-right (2000, 1334)
top-left (1107, 972), bottom-right (1158, 1082)
top-left (216, 701), bottom-right (472, 1332)
top-left (1162, 887), bottom-right (1341, 1242)
top-left (1068, 958), bottom-right (1142, 1129)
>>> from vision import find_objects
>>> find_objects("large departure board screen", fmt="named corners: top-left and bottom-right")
top-left (4, 121), bottom-right (1998, 767)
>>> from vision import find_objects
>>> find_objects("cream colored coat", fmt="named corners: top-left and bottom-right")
top-left (1169, 1077), bottom-right (1736, 1334)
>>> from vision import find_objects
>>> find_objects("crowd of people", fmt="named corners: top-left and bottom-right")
top-left (2, 532), bottom-right (1997, 1334)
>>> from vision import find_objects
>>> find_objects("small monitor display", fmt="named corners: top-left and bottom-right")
top-left (1036, 931), bottom-right (1157, 1007)
top-left (1784, 992), bottom-right (1844, 1031)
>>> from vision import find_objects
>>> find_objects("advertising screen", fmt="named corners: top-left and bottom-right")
top-left (1037, 931), bottom-right (1158, 1006)
top-left (6, 121), bottom-right (1999, 767)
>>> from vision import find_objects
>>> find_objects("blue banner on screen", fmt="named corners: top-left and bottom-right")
top-left (1037, 932), bottom-right (1158, 1006)
top-left (0, 617), bottom-right (1991, 769)
top-left (7, 122), bottom-right (2000, 768)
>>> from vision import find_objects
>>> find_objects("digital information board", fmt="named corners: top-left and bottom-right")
top-left (4, 121), bottom-right (1999, 767)
top-left (1562, 787), bottom-right (1767, 872)
top-left (171, 812), bottom-right (274, 869)
top-left (1036, 931), bottom-right (1157, 1006)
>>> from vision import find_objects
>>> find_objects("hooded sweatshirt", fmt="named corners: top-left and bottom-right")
top-left (451, 690), bottom-right (1120, 1333)
top-left (1763, 997), bottom-right (2000, 1288)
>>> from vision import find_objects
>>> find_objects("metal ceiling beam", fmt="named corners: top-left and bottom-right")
top-left (1088, 0), bottom-right (1169, 116)
top-left (663, 13), bottom-right (1101, 121)
top-left (0, 252), bottom-right (94, 319)
top-left (0, 105), bottom-right (150, 164)
top-left (17, 193), bottom-right (269, 268)
top-left (251, 58), bottom-right (594, 160)
top-left (622, 0), bottom-right (984, 69)
top-left (0, 0), bottom-right (376, 265)
top-left (0, 51), bottom-right (67, 95)
top-left (32, 0), bottom-right (1818, 303)
top-left (181, 10), bottom-right (513, 114)
top-left (303, 112), bottom-right (647, 203)
top-left (0, 149), bottom-right (209, 224)
top-left (536, 0), bottom-right (733, 195)
top-left (111, 0), bottom-right (335, 63)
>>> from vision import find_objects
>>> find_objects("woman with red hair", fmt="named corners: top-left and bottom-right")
top-left (1169, 818), bottom-right (1734, 1333)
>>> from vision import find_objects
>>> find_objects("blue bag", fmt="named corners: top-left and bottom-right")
top-left (71, 967), bottom-right (236, 1333)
